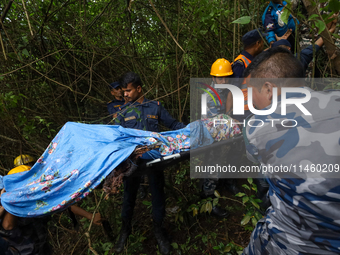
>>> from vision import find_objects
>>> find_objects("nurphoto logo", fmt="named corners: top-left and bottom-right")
top-left (201, 84), bottom-right (312, 117)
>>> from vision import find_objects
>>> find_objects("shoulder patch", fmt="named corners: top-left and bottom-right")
top-left (124, 116), bottom-right (136, 121)
top-left (114, 104), bottom-right (122, 108)
top-left (266, 23), bottom-right (274, 30)
top-left (147, 115), bottom-right (158, 119)
top-left (107, 100), bottom-right (113, 104)
top-left (235, 59), bottom-right (244, 65)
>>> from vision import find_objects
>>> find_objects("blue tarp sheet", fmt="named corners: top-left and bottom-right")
top-left (1, 122), bottom-right (196, 217)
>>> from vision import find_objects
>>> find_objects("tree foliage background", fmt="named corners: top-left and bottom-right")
top-left (1, 0), bottom-right (340, 170)
top-left (0, 0), bottom-right (340, 253)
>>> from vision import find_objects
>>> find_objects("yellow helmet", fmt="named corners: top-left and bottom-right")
top-left (14, 154), bottom-right (35, 167)
top-left (8, 165), bottom-right (31, 175)
top-left (210, 58), bottom-right (233, 77)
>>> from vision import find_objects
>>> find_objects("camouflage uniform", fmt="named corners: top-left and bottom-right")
top-left (243, 87), bottom-right (340, 254)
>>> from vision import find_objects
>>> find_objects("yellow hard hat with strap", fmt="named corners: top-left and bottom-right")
top-left (8, 165), bottom-right (31, 175)
top-left (210, 58), bottom-right (233, 76)
top-left (14, 154), bottom-right (35, 167)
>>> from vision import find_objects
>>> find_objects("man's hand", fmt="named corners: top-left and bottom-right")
top-left (275, 29), bottom-right (292, 41)
top-left (93, 212), bottom-right (102, 226)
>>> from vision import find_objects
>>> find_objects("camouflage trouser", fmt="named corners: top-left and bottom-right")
top-left (242, 217), bottom-right (287, 255)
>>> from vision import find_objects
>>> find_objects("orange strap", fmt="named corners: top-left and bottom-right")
top-left (233, 54), bottom-right (251, 68)
top-left (241, 88), bottom-right (249, 111)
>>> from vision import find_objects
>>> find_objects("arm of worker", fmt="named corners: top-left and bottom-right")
top-left (275, 29), bottom-right (292, 41)
top-left (70, 205), bottom-right (102, 226)
top-left (0, 189), bottom-right (18, 231)
top-left (299, 22), bottom-right (337, 71)
top-left (158, 103), bottom-right (186, 130)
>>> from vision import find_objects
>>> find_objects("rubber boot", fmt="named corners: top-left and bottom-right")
top-left (113, 219), bottom-right (131, 253)
top-left (211, 205), bottom-right (229, 218)
top-left (154, 222), bottom-right (170, 255)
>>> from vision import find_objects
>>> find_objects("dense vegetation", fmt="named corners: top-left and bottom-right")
top-left (1, 0), bottom-right (340, 254)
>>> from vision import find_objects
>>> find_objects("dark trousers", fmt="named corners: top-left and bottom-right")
top-left (121, 170), bottom-right (165, 224)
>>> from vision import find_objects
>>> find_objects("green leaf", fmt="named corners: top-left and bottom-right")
top-left (142, 200), bottom-right (151, 206)
top-left (171, 243), bottom-right (178, 249)
top-left (251, 217), bottom-right (258, 227)
top-left (247, 178), bottom-right (253, 184)
top-left (308, 14), bottom-right (319, 20)
top-left (200, 204), bottom-right (206, 213)
top-left (224, 245), bottom-right (231, 252)
top-left (206, 201), bottom-right (213, 214)
top-left (255, 211), bottom-right (263, 221)
top-left (315, 19), bottom-right (326, 34)
top-left (251, 200), bottom-right (260, 209)
top-left (329, 0), bottom-right (340, 13)
top-left (281, 0), bottom-right (292, 25)
top-left (242, 196), bottom-right (249, 204)
top-left (213, 198), bottom-right (219, 207)
top-left (193, 208), bottom-right (198, 216)
top-left (22, 48), bottom-right (29, 57)
top-left (231, 16), bottom-right (251, 24)
top-left (214, 190), bottom-right (221, 198)
top-left (235, 192), bottom-right (245, 197)
top-left (242, 184), bottom-right (250, 190)
top-left (333, 33), bottom-right (340, 39)
top-left (241, 215), bottom-right (251, 225)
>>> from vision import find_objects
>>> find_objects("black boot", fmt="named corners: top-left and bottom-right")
top-left (211, 205), bottom-right (229, 218)
top-left (154, 222), bottom-right (170, 255)
top-left (113, 219), bottom-right (131, 253)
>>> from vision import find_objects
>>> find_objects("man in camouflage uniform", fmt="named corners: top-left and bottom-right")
top-left (242, 47), bottom-right (340, 254)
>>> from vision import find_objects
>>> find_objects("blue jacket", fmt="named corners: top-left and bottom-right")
top-left (107, 98), bottom-right (125, 115)
top-left (231, 50), bottom-right (254, 88)
top-left (115, 98), bottom-right (185, 132)
top-left (262, 1), bottom-right (298, 44)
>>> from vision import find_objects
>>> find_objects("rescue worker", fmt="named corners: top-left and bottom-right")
top-left (201, 59), bottom-right (236, 218)
top-left (242, 47), bottom-right (340, 255)
top-left (107, 81), bottom-right (125, 119)
top-left (114, 72), bottom-right (185, 255)
top-left (207, 58), bottom-right (233, 117)
top-left (0, 155), bottom-right (102, 255)
top-left (262, 0), bottom-right (299, 48)
top-left (108, 81), bottom-right (147, 198)
top-left (227, 29), bottom-right (266, 120)
top-left (0, 155), bottom-right (51, 255)
top-left (272, 18), bottom-right (337, 72)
